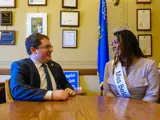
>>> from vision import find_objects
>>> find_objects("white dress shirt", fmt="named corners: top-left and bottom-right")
top-left (30, 57), bottom-right (57, 100)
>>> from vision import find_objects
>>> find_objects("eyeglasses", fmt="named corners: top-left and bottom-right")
top-left (36, 45), bottom-right (53, 49)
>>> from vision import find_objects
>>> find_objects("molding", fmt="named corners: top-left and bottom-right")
top-left (0, 61), bottom-right (97, 75)
top-left (64, 69), bottom-right (97, 75)
top-left (0, 68), bottom-right (97, 75)
top-left (0, 69), bottom-right (10, 75)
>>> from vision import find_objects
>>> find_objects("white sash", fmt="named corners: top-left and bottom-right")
top-left (114, 62), bottom-right (131, 98)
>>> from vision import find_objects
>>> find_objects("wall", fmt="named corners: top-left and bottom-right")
top-left (107, 0), bottom-right (160, 65)
top-left (0, 0), bottom-right (99, 68)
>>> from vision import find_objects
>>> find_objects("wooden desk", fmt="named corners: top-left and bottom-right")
top-left (0, 96), bottom-right (160, 120)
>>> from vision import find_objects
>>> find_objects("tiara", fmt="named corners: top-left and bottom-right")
top-left (114, 24), bottom-right (129, 33)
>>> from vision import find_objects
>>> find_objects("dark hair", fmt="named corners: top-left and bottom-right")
top-left (113, 30), bottom-right (145, 74)
top-left (25, 33), bottom-right (49, 55)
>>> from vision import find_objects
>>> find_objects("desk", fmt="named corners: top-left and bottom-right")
top-left (0, 96), bottom-right (160, 120)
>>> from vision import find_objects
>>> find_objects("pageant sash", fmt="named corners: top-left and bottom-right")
top-left (114, 62), bottom-right (131, 97)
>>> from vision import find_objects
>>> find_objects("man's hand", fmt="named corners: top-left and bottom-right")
top-left (51, 90), bottom-right (69, 100)
top-left (65, 88), bottom-right (75, 96)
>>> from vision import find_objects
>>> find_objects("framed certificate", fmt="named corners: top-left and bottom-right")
top-left (62, 29), bottom-right (77, 48)
top-left (0, 0), bottom-right (16, 8)
top-left (0, 30), bottom-right (15, 45)
top-left (136, 0), bottom-right (151, 4)
top-left (0, 11), bottom-right (12, 26)
top-left (62, 0), bottom-right (77, 8)
top-left (60, 11), bottom-right (79, 27)
top-left (26, 13), bottom-right (47, 37)
top-left (28, 0), bottom-right (47, 6)
top-left (137, 9), bottom-right (151, 31)
top-left (138, 34), bottom-right (152, 56)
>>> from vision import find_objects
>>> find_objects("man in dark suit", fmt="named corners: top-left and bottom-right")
top-left (10, 33), bottom-right (75, 101)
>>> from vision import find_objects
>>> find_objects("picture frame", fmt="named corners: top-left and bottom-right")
top-left (137, 9), bottom-right (151, 31)
top-left (138, 34), bottom-right (152, 56)
top-left (62, 29), bottom-right (77, 48)
top-left (62, 0), bottom-right (77, 8)
top-left (60, 11), bottom-right (79, 27)
top-left (26, 13), bottom-right (47, 37)
top-left (28, 0), bottom-right (47, 6)
top-left (0, 30), bottom-right (15, 45)
top-left (0, 0), bottom-right (16, 8)
top-left (0, 11), bottom-right (12, 26)
top-left (136, 0), bottom-right (151, 4)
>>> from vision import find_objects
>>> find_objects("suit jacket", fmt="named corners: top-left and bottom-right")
top-left (10, 58), bottom-right (73, 101)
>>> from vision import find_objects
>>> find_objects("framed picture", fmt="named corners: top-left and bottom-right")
top-left (62, 0), bottom-right (77, 8)
top-left (60, 11), bottom-right (79, 27)
top-left (138, 34), bottom-right (152, 56)
top-left (0, 0), bottom-right (16, 8)
top-left (137, 9), bottom-right (151, 31)
top-left (26, 13), bottom-right (47, 37)
top-left (62, 29), bottom-right (77, 48)
top-left (136, 0), bottom-right (151, 4)
top-left (0, 11), bottom-right (12, 26)
top-left (0, 30), bottom-right (15, 45)
top-left (28, 0), bottom-right (47, 6)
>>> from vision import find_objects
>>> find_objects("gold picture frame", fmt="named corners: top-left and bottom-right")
top-left (138, 34), bottom-right (152, 56)
top-left (136, 0), bottom-right (151, 4)
top-left (26, 13), bottom-right (47, 37)
top-left (28, 0), bottom-right (47, 6)
top-left (137, 9), bottom-right (151, 31)
top-left (62, 0), bottom-right (77, 8)
top-left (0, 30), bottom-right (15, 45)
top-left (0, 11), bottom-right (12, 26)
top-left (62, 29), bottom-right (77, 48)
top-left (60, 11), bottom-right (79, 27)
top-left (0, 0), bottom-right (16, 8)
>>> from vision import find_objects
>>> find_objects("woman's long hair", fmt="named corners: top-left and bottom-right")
top-left (112, 30), bottom-right (145, 75)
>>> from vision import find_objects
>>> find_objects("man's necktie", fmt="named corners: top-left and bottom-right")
top-left (41, 64), bottom-right (53, 90)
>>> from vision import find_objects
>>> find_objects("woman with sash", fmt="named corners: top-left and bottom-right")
top-left (103, 29), bottom-right (159, 102)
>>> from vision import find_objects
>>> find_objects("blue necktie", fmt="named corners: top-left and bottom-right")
top-left (41, 64), bottom-right (53, 90)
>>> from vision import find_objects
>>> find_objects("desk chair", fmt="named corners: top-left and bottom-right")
top-left (0, 82), bottom-right (5, 103)
top-left (5, 79), bottom-right (14, 103)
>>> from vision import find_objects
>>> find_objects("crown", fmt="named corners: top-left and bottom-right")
top-left (114, 24), bottom-right (129, 33)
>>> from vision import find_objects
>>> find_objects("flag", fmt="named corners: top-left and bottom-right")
top-left (98, 0), bottom-right (109, 90)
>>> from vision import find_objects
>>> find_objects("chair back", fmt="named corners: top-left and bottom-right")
top-left (5, 79), bottom-right (14, 103)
